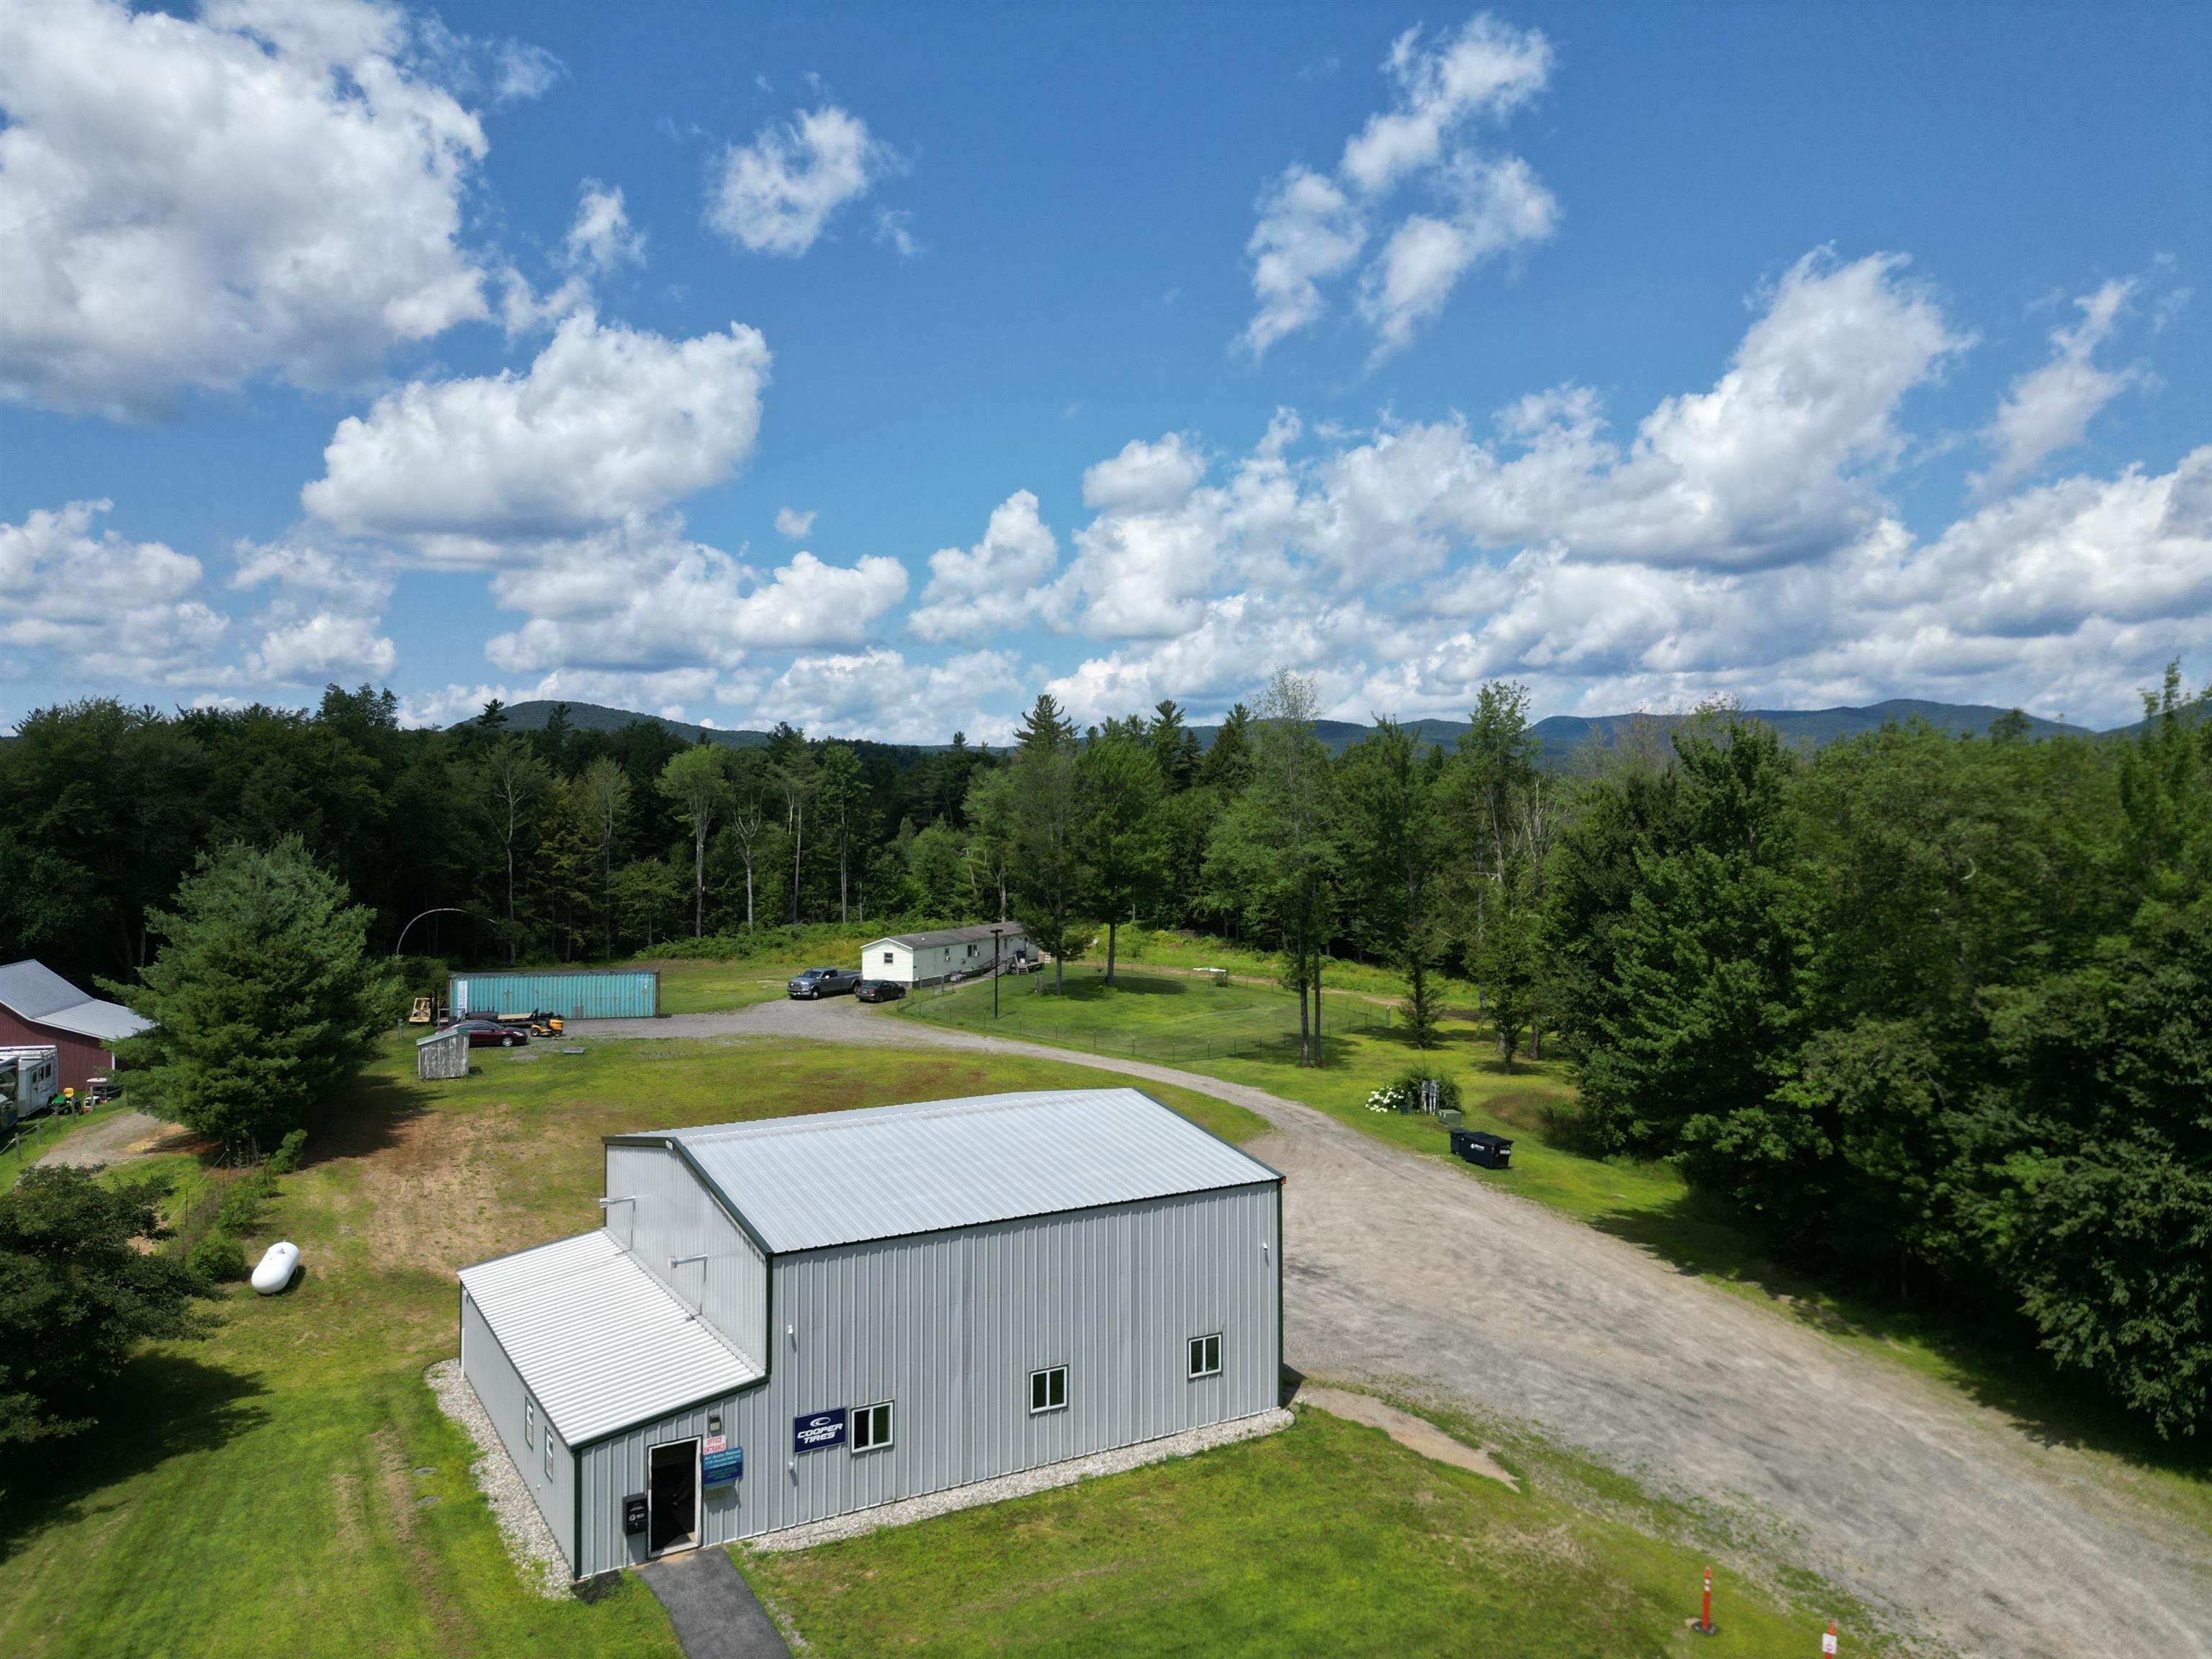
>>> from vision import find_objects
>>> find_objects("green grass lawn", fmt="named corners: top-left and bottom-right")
top-left (741, 1403), bottom-right (1839, 1658)
top-left (899, 960), bottom-right (1398, 1064)
top-left (1105, 924), bottom-right (1417, 998)
top-left (644, 956), bottom-right (827, 1014)
top-left (0, 1035), bottom-right (1274, 1658)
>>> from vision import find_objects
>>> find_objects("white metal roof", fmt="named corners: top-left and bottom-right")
top-left (865, 923), bottom-right (1027, 952)
top-left (458, 1229), bottom-right (763, 1445)
top-left (650, 1087), bottom-right (1278, 1254)
top-left (0, 959), bottom-right (150, 1043)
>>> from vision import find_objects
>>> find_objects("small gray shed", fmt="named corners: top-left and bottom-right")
top-left (415, 1025), bottom-right (469, 1081)
top-left (457, 1087), bottom-right (1282, 1575)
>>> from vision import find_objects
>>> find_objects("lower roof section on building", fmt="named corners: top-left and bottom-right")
top-left (458, 1228), bottom-right (763, 1446)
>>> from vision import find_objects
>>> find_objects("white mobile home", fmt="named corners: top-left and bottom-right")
top-left (455, 1087), bottom-right (1282, 1575)
top-left (863, 923), bottom-right (1029, 986)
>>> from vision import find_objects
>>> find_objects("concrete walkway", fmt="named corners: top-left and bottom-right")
top-left (637, 1547), bottom-right (789, 1659)
top-left (569, 996), bottom-right (2212, 1659)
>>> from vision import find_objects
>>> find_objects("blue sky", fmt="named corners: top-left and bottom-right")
top-left (3, 0), bottom-right (2206, 739)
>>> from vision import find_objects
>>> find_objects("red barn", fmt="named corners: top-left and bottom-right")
top-left (0, 959), bottom-right (153, 1096)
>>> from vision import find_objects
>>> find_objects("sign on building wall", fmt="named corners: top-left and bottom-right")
top-left (702, 1434), bottom-right (743, 1485)
top-left (793, 1408), bottom-right (848, 1453)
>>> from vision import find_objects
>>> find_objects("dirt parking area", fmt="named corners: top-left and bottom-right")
top-left (32, 1109), bottom-right (192, 1168)
top-left (569, 997), bottom-right (2212, 1658)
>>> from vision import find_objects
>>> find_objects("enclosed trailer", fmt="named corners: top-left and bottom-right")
top-left (1, 1046), bottom-right (61, 1129)
top-left (448, 969), bottom-right (660, 1021)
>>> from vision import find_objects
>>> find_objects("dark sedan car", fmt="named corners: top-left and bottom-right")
top-left (446, 1017), bottom-right (529, 1048)
top-left (786, 966), bottom-right (861, 999)
top-left (853, 979), bottom-right (906, 1004)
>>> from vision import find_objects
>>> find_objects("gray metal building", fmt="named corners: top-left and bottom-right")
top-left (457, 1087), bottom-right (1282, 1576)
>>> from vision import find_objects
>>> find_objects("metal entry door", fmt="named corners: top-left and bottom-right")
top-left (647, 1438), bottom-right (699, 1555)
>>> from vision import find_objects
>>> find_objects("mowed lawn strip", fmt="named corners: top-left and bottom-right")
top-left (741, 1405), bottom-right (1822, 1658)
top-left (0, 1035), bottom-right (1270, 1659)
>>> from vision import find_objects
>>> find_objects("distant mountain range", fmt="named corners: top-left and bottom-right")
top-left (490, 700), bottom-right (775, 749)
top-left (482, 696), bottom-right (2116, 765)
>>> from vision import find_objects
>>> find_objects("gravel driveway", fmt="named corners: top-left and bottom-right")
top-left (569, 999), bottom-right (2212, 1658)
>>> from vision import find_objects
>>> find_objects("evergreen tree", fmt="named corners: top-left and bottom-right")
top-left (1575, 716), bottom-right (1814, 1217)
top-left (1008, 694), bottom-right (1084, 992)
top-left (111, 837), bottom-right (396, 1154)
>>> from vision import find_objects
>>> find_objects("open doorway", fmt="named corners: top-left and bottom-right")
top-left (647, 1438), bottom-right (699, 1555)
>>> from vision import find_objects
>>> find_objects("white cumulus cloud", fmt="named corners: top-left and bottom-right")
top-left (1241, 11), bottom-right (1557, 362)
top-left (707, 105), bottom-right (896, 257)
top-left (775, 508), bottom-right (818, 540)
top-left (303, 311), bottom-right (771, 554)
top-left (1035, 251), bottom-right (2203, 729)
top-left (0, 500), bottom-right (227, 680)
top-left (482, 521), bottom-right (908, 675)
top-left (909, 491), bottom-right (1061, 643)
top-left (1972, 279), bottom-right (2148, 498)
top-left (756, 648), bottom-right (1024, 744)
top-left (0, 0), bottom-right (513, 418)
top-left (248, 612), bottom-right (398, 683)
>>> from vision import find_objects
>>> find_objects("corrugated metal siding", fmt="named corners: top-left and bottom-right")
top-left (605, 1143), bottom-right (768, 1369)
top-left (457, 1231), bottom-right (763, 1445)
top-left (661, 1088), bottom-right (1280, 1253)
top-left (572, 1184), bottom-right (1279, 1573)
top-left (459, 1290), bottom-right (577, 1572)
top-left (448, 969), bottom-right (660, 1020)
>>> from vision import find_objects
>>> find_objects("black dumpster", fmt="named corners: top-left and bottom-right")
top-left (1449, 1129), bottom-right (1514, 1169)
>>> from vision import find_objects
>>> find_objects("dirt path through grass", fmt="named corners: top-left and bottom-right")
top-left (573, 999), bottom-right (2212, 1659)
top-left (30, 1108), bottom-right (180, 1167)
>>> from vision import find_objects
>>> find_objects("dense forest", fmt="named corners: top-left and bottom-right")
top-left (2, 667), bottom-right (2206, 1436)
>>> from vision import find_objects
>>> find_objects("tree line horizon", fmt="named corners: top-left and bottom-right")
top-left (0, 663), bottom-right (2205, 1438)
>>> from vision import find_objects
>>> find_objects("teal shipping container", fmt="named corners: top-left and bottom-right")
top-left (449, 969), bottom-right (661, 1020)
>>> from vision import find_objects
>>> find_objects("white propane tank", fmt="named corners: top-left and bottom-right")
top-left (251, 1240), bottom-right (300, 1295)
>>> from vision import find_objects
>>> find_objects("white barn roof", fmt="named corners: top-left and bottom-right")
top-left (642, 1087), bottom-right (1278, 1254)
top-left (459, 1229), bottom-right (763, 1444)
top-left (0, 958), bottom-right (151, 1043)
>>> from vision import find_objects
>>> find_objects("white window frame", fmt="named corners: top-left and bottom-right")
top-left (542, 1420), bottom-right (554, 1480)
top-left (523, 1398), bottom-right (536, 1449)
top-left (1030, 1364), bottom-right (1069, 1415)
top-left (1187, 1333), bottom-right (1221, 1380)
top-left (850, 1400), bottom-right (894, 1453)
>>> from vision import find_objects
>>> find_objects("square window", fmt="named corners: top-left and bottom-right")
top-left (1030, 1364), bottom-right (1068, 1414)
top-left (883, 952), bottom-right (893, 963)
top-left (852, 1401), bottom-right (894, 1453)
top-left (1187, 1334), bottom-right (1221, 1380)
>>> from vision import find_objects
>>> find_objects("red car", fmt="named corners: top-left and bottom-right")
top-left (446, 1017), bottom-right (529, 1048)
